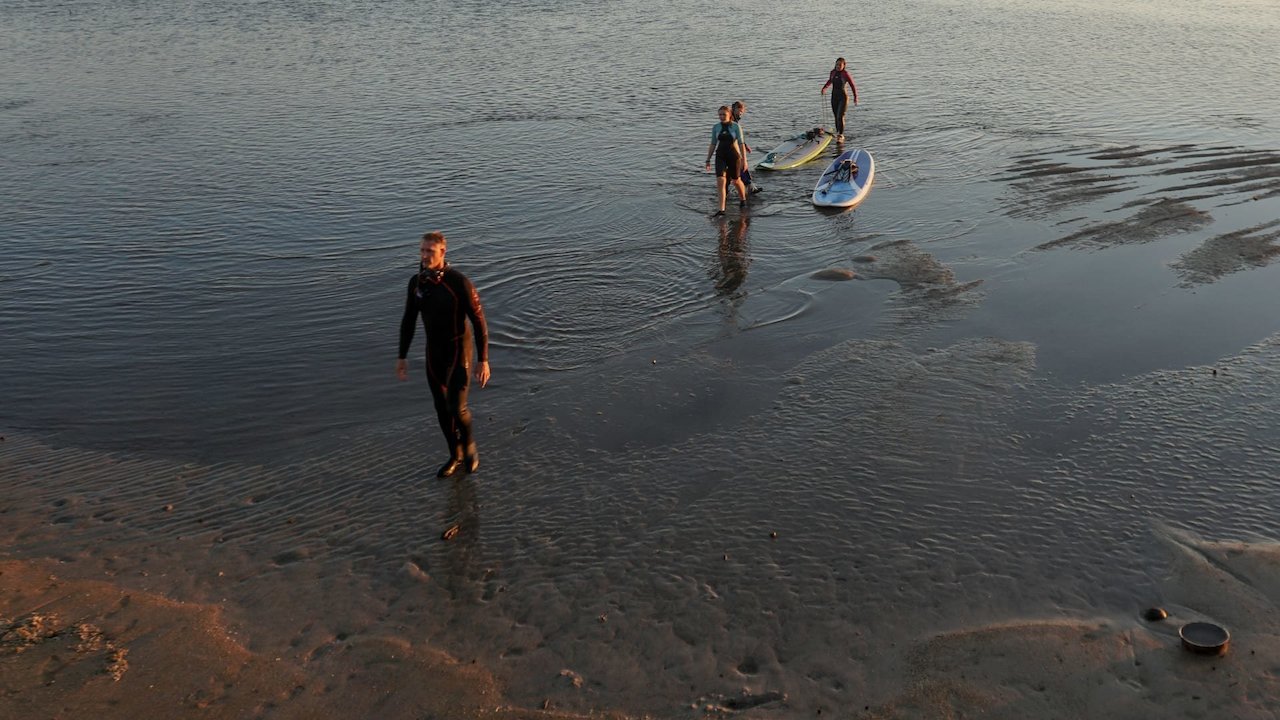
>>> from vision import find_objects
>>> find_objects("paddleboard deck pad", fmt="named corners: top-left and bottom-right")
top-left (757, 127), bottom-right (833, 171)
top-left (812, 148), bottom-right (875, 208)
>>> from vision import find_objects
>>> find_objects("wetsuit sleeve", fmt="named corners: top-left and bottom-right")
top-left (711, 122), bottom-right (721, 144)
top-left (398, 275), bottom-right (418, 359)
top-left (821, 70), bottom-right (834, 91)
top-left (844, 70), bottom-right (858, 102)
top-left (461, 275), bottom-right (489, 363)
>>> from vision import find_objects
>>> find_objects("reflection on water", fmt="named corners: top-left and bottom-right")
top-left (711, 215), bottom-right (750, 301)
top-left (440, 478), bottom-right (483, 603)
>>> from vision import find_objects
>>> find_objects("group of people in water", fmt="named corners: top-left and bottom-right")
top-left (705, 57), bottom-right (859, 214)
top-left (398, 59), bottom-right (858, 478)
top-left (704, 102), bottom-right (756, 216)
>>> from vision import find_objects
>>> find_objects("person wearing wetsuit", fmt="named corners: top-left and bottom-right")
top-left (704, 105), bottom-right (749, 216)
top-left (820, 57), bottom-right (859, 142)
top-left (396, 231), bottom-right (490, 478)
top-left (731, 101), bottom-right (762, 194)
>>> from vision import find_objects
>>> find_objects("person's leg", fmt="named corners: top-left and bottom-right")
top-left (428, 376), bottom-right (464, 477)
top-left (832, 94), bottom-right (847, 137)
top-left (732, 177), bottom-right (748, 205)
top-left (716, 174), bottom-right (728, 212)
top-left (446, 365), bottom-right (477, 472)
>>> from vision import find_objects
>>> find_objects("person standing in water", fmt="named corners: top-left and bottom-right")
top-left (820, 57), bottom-right (859, 143)
top-left (731, 101), bottom-right (763, 194)
top-left (705, 105), bottom-right (749, 216)
top-left (396, 231), bottom-right (491, 478)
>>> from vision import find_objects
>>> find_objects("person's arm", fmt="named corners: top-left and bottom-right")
top-left (396, 276), bottom-right (418, 380)
top-left (734, 124), bottom-right (748, 169)
top-left (821, 71), bottom-right (833, 94)
top-left (738, 123), bottom-right (751, 154)
top-left (845, 71), bottom-right (858, 104)
top-left (705, 124), bottom-right (718, 169)
top-left (460, 275), bottom-right (490, 387)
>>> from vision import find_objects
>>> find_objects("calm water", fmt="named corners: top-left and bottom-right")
top-left (3, 0), bottom-right (1280, 715)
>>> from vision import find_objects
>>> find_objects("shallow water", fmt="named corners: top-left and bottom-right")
top-left (3, 0), bottom-right (1280, 716)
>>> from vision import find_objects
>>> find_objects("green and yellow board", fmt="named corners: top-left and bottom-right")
top-left (756, 128), bottom-right (833, 171)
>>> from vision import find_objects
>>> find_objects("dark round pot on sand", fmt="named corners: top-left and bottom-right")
top-left (1179, 622), bottom-right (1230, 656)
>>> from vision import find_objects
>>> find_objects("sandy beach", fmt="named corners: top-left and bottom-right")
top-left (6, 522), bottom-right (1280, 718)
top-left (0, 555), bottom-right (623, 719)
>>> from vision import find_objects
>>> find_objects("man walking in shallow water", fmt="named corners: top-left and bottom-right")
top-left (396, 231), bottom-right (491, 478)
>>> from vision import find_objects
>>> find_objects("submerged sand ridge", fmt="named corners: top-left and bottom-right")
top-left (996, 142), bottom-right (1280, 297)
top-left (1171, 219), bottom-right (1280, 287)
top-left (854, 240), bottom-right (985, 327)
top-left (1033, 198), bottom-right (1212, 251)
top-left (7, 333), bottom-right (1280, 716)
top-left (1002, 144), bottom-right (1280, 221)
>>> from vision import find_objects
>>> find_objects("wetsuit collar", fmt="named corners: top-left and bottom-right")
top-left (419, 262), bottom-right (449, 284)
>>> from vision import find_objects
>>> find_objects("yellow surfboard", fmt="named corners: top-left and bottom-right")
top-left (756, 128), bottom-right (833, 171)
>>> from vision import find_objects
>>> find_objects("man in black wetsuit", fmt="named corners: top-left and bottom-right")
top-left (396, 231), bottom-right (491, 478)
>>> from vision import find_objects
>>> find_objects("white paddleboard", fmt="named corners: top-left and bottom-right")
top-left (812, 148), bottom-right (875, 208)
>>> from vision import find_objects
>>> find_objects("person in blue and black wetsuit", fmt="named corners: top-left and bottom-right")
top-left (396, 231), bottom-right (491, 479)
top-left (704, 105), bottom-right (749, 216)
top-left (731, 101), bottom-right (762, 195)
top-left (820, 57), bottom-right (859, 142)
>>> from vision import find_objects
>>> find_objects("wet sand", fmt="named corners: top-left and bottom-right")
top-left (0, 556), bottom-right (627, 718)
top-left (7, 529), bottom-right (1280, 718)
top-left (863, 530), bottom-right (1280, 719)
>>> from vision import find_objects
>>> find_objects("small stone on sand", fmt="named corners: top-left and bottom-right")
top-left (811, 268), bottom-right (857, 281)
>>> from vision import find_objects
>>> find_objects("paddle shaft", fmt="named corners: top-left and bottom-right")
top-left (769, 131), bottom-right (827, 165)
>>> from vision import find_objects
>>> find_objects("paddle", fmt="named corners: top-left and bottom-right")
top-left (817, 164), bottom-right (838, 195)
top-left (771, 138), bottom-right (810, 163)
top-left (765, 127), bottom-right (828, 167)
top-left (819, 160), bottom-right (857, 195)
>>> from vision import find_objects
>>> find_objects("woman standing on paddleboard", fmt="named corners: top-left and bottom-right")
top-left (704, 105), bottom-right (749, 216)
top-left (820, 57), bottom-right (859, 143)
